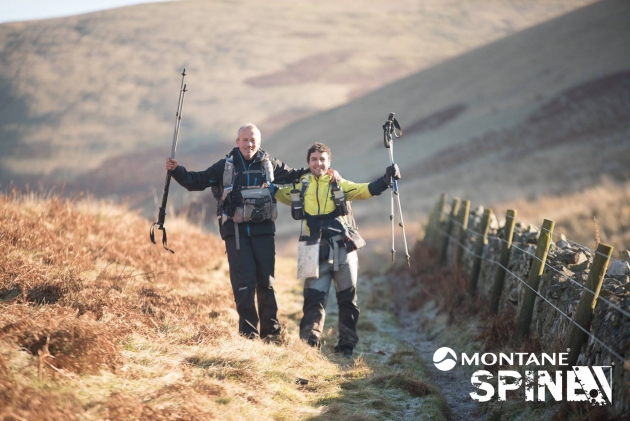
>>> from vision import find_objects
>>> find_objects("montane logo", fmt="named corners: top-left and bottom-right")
top-left (431, 347), bottom-right (613, 404)
top-left (433, 347), bottom-right (457, 371)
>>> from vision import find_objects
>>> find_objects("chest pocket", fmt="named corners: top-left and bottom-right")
top-left (232, 186), bottom-right (278, 224)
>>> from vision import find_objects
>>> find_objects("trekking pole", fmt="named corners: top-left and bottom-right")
top-left (382, 112), bottom-right (410, 266)
top-left (150, 67), bottom-right (188, 253)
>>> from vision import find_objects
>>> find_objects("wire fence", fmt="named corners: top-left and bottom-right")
top-left (511, 215), bottom-right (624, 264)
top-left (431, 211), bottom-right (628, 365)
top-left (449, 215), bottom-right (630, 322)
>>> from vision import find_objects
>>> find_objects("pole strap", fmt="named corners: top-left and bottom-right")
top-left (150, 222), bottom-right (174, 253)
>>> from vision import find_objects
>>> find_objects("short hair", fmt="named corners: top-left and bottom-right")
top-left (237, 123), bottom-right (261, 139)
top-left (307, 142), bottom-right (332, 163)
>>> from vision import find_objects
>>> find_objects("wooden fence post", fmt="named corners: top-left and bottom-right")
top-left (489, 209), bottom-right (517, 314)
top-left (424, 196), bottom-right (441, 247)
top-left (468, 208), bottom-right (492, 297)
top-left (455, 200), bottom-right (471, 268)
top-left (565, 242), bottom-right (614, 367)
top-left (427, 193), bottom-right (447, 249)
top-left (424, 210), bottom-right (435, 245)
top-left (514, 219), bottom-right (555, 344)
top-left (440, 198), bottom-right (460, 266)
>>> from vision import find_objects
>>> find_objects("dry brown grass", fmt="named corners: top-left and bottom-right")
top-left (0, 191), bottom-right (235, 419)
top-left (369, 372), bottom-right (433, 398)
top-left (475, 306), bottom-right (517, 354)
top-left (496, 178), bottom-right (630, 253)
top-left (0, 191), bottom-right (448, 420)
top-left (406, 243), bottom-right (491, 326)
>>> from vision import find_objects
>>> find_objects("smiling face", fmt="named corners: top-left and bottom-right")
top-left (308, 151), bottom-right (330, 177)
top-left (236, 126), bottom-right (261, 160)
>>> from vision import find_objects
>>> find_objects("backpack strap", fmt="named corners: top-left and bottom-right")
top-left (220, 156), bottom-right (241, 250)
top-left (329, 178), bottom-right (361, 232)
top-left (220, 156), bottom-right (235, 201)
top-left (223, 156), bottom-right (234, 187)
top-left (329, 178), bottom-right (349, 217)
top-left (260, 152), bottom-right (275, 185)
top-left (300, 175), bottom-right (311, 199)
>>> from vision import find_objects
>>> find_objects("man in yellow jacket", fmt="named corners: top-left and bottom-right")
top-left (275, 142), bottom-right (399, 357)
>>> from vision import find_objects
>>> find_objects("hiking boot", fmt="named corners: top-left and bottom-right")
top-left (307, 336), bottom-right (321, 349)
top-left (333, 344), bottom-right (353, 358)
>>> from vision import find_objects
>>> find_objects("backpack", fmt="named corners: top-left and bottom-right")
top-left (212, 153), bottom-right (277, 250)
top-left (291, 175), bottom-right (365, 251)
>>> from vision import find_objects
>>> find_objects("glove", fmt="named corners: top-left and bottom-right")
top-left (385, 164), bottom-right (401, 180)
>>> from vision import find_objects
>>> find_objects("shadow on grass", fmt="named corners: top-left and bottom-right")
top-left (305, 346), bottom-right (447, 421)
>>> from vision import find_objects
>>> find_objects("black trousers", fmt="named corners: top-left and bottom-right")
top-left (224, 234), bottom-right (281, 339)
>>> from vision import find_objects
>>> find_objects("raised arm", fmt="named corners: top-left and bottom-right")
top-left (343, 164), bottom-right (401, 200)
top-left (271, 157), bottom-right (310, 185)
top-left (167, 158), bottom-right (224, 191)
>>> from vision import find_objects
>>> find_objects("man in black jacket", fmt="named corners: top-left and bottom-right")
top-left (165, 123), bottom-right (308, 342)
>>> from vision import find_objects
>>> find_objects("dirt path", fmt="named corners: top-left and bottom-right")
top-left (383, 271), bottom-right (488, 421)
top-left (318, 269), bottom-right (489, 420)
top-left (395, 308), bottom-right (488, 421)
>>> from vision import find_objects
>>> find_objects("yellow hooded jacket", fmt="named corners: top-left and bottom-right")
top-left (275, 174), bottom-right (373, 236)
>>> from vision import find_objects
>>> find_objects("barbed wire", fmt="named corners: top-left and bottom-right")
top-left (432, 221), bottom-right (627, 364)
top-left (443, 213), bottom-right (630, 321)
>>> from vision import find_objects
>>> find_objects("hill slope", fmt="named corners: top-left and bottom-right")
top-left (0, 193), bottom-right (450, 420)
top-left (266, 0), bottom-right (630, 245)
top-left (0, 0), bottom-right (593, 188)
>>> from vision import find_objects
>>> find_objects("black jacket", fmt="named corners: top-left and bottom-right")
top-left (171, 147), bottom-right (308, 238)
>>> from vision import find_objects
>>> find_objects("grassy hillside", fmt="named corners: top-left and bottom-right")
top-left (495, 177), bottom-right (630, 254)
top-left (267, 0), bottom-right (630, 246)
top-left (0, 0), bottom-right (593, 189)
top-left (0, 193), bottom-right (449, 420)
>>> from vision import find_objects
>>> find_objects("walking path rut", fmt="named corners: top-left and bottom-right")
top-left (383, 270), bottom-right (487, 421)
top-left (395, 309), bottom-right (488, 421)
top-left (329, 271), bottom-right (489, 420)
